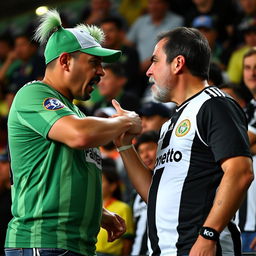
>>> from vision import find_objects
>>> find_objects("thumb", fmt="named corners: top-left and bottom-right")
top-left (112, 99), bottom-right (123, 114)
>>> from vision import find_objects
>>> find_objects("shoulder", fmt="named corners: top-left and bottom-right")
top-left (15, 81), bottom-right (54, 99)
top-left (132, 14), bottom-right (149, 26)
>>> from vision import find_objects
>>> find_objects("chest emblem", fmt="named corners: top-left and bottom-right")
top-left (175, 119), bottom-right (191, 137)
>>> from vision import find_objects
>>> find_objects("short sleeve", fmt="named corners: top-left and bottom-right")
top-left (197, 97), bottom-right (251, 162)
top-left (13, 83), bottom-right (75, 138)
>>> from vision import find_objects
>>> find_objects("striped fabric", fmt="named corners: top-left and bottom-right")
top-left (6, 81), bottom-right (102, 256)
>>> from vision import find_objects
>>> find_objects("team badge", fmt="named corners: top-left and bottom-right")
top-left (43, 98), bottom-right (65, 110)
top-left (175, 119), bottom-right (191, 137)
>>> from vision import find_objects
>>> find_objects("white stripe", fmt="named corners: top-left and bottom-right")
top-left (219, 226), bottom-right (236, 255)
top-left (205, 88), bottom-right (218, 97)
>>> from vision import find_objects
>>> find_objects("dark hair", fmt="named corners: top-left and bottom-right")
top-left (15, 33), bottom-right (39, 47)
top-left (135, 131), bottom-right (159, 149)
top-left (157, 27), bottom-right (211, 80)
top-left (102, 158), bottom-right (122, 200)
top-left (101, 16), bottom-right (125, 30)
top-left (103, 63), bottom-right (126, 77)
top-left (218, 82), bottom-right (253, 104)
top-left (208, 62), bottom-right (223, 86)
top-left (0, 34), bottom-right (14, 47)
top-left (243, 47), bottom-right (256, 61)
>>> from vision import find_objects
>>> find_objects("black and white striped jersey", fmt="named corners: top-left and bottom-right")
top-left (147, 86), bottom-right (251, 256)
top-left (131, 194), bottom-right (148, 256)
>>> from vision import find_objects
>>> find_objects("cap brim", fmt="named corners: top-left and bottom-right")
top-left (81, 47), bottom-right (121, 63)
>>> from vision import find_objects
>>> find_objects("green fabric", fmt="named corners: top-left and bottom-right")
top-left (6, 81), bottom-right (102, 256)
top-left (44, 27), bottom-right (121, 64)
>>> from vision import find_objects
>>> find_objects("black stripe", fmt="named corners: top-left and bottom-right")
top-left (176, 134), bottom-right (223, 255)
top-left (161, 109), bottom-right (183, 150)
top-left (139, 225), bottom-right (148, 255)
top-left (239, 194), bottom-right (248, 232)
top-left (216, 239), bottom-right (222, 256)
top-left (228, 222), bottom-right (242, 256)
top-left (148, 167), bottom-right (164, 256)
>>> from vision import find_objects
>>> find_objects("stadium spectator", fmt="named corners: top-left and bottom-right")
top-left (100, 17), bottom-right (141, 95)
top-left (0, 117), bottom-right (11, 256)
top-left (185, 0), bottom-right (239, 45)
top-left (82, 0), bottom-right (123, 26)
top-left (118, 0), bottom-right (147, 27)
top-left (132, 131), bottom-right (159, 256)
top-left (139, 101), bottom-right (174, 133)
top-left (227, 17), bottom-right (256, 84)
top-left (238, 48), bottom-right (256, 253)
top-left (96, 159), bottom-right (134, 256)
top-left (92, 63), bottom-right (140, 114)
top-left (127, 0), bottom-right (184, 74)
top-left (192, 15), bottom-right (225, 70)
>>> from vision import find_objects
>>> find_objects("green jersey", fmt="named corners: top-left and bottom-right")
top-left (6, 81), bottom-right (102, 256)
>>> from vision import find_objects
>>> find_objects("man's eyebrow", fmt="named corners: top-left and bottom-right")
top-left (151, 55), bottom-right (157, 62)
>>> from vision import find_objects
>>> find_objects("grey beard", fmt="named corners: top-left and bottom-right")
top-left (152, 84), bottom-right (170, 102)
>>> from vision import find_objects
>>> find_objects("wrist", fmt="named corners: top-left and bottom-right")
top-left (199, 226), bottom-right (219, 241)
top-left (117, 144), bottom-right (133, 152)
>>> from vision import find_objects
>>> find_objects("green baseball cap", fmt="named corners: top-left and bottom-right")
top-left (44, 27), bottom-right (121, 64)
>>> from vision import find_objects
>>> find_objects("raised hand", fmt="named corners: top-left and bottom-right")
top-left (112, 99), bottom-right (142, 135)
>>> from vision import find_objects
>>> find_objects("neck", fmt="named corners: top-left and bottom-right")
top-left (151, 13), bottom-right (166, 24)
top-left (42, 71), bottom-right (73, 102)
top-left (173, 75), bottom-right (208, 106)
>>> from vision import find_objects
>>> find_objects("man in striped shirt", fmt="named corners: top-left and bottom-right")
top-left (114, 27), bottom-right (254, 255)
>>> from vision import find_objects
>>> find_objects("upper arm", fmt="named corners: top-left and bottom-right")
top-left (13, 85), bottom-right (75, 139)
top-left (220, 156), bottom-right (253, 190)
top-left (48, 115), bottom-right (86, 148)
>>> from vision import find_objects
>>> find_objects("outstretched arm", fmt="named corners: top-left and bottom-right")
top-left (48, 100), bottom-right (141, 149)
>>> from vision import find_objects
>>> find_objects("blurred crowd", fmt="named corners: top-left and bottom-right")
top-left (1, 0), bottom-right (256, 255)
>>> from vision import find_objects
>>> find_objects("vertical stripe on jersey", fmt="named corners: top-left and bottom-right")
top-left (228, 222), bottom-right (242, 255)
top-left (78, 161), bottom-right (102, 253)
top-left (239, 195), bottom-right (247, 232)
top-left (175, 134), bottom-right (223, 255)
top-left (148, 167), bottom-right (164, 256)
top-left (140, 225), bottom-right (149, 255)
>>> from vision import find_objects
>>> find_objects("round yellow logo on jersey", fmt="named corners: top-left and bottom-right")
top-left (175, 119), bottom-right (191, 137)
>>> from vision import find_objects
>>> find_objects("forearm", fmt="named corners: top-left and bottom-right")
top-left (119, 146), bottom-right (152, 202)
top-left (203, 157), bottom-right (253, 232)
top-left (49, 115), bottom-right (136, 149)
top-left (76, 116), bottom-right (133, 147)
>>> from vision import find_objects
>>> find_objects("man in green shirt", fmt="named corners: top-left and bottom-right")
top-left (5, 10), bottom-right (141, 256)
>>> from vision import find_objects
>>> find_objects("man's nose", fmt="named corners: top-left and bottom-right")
top-left (146, 64), bottom-right (153, 77)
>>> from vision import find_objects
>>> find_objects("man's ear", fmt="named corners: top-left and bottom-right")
top-left (59, 52), bottom-right (71, 71)
top-left (173, 55), bottom-right (185, 74)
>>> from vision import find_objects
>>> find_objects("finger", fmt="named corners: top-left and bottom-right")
top-left (107, 230), bottom-right (114, 242)
top-left (112, 99), bottom-right (123, 113)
